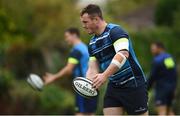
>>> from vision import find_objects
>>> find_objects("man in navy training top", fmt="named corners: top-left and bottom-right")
top-left (148, 42), bottom-right (177, 115)
top-left (80, 4), bottom-right (148, 115)
top-left (43, 27), bottom-right (97, 115)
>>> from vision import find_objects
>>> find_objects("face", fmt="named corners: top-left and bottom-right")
top-left (80, 13), bottom-right (98, 34)
top-left (151, 44), bottom-right (160, 56)
top-left (64, 32), bottom-right (75, 45)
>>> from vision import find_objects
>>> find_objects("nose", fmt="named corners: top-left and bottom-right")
top-left (82, 24), bottom-right (86, 28)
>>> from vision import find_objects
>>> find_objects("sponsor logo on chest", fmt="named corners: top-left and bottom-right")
top-left (90, 33), bottom-right (110, 45)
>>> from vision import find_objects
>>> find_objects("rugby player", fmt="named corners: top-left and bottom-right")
top-left (148, 42), bottom-right (177, 115)
top-left (80, 4), bottom-right (148, 115)
top-left (43, 28), bottom-right (97, 115)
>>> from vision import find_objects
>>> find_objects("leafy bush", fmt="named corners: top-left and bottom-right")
top-left (0, 69), bottom-right (14, 97)
top-left (7, 80), bottom-right (74, 114)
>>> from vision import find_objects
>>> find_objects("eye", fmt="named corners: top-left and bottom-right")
top-left (83, 21), bottom-right (87, 24)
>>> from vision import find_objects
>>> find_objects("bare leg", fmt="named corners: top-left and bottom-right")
top-left (75, 113), bottom-right (84, 116)
top-left (75, 113), bottom-right (95, 116)
top-left (156, 105), bottom-right (167, 115)
top-left (140, 111), bottom-right (149, 116)
top-left (167, 106), bottom-right (175, 115)
top-left (103, 107), bottom-right (124, 115)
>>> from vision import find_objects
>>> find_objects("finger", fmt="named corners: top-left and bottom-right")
top-left (95, 82), bottom-right (102, 89)
top-left (93, 79), bottom-right (101, 88)
top-left (93, 82), bottom-right (100, 89)
top-left (92, 77), bottom-right (99, 84)
top-left (93, 74), bottom-right (100, 82)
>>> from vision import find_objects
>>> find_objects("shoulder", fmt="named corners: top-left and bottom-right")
top-left (108, 23), bottom-right (126, 30)
top-left (81, 42), bottom-right (88, 48)
top-left (80, 43), bottom-right (89, 53)
top-left (110, 25), bottom-right (128, 34)
top-left (70, 48), bottom-right (82, 58)
top-left (154, 53), bottom-right (167, 63)
top-left (76, 43), bottom-right (88, 53)
top-left (108, 23), bottom-right (129, 41)
top-left (164, 53), bottom-right (172, 58)
top-left (107, 23), bottom-right (120, 29)
top-left (71, 46), bottom-right (81, 54)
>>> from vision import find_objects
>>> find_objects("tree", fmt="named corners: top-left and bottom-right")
top-left (155, 0), bottom-right (180, 26)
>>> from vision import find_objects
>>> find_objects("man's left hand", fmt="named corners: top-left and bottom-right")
top-left (92, 73), bottom-right (108, 89)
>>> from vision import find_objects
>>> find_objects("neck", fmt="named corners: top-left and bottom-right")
top-left (95, 20), bottom-right (107, 35)
top-left (73, 39), bottom-right (81, 46)
top-left (156, 50), bottom-right (165, 56)
top-left (160, 50), bottom-right (165, 54)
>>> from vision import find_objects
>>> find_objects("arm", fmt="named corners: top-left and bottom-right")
top-left (86, 57), bottom-right (99, 81)
top-left (44, 63), bottom-right (76, 85)
top-left (93, 50), bottom-right (129, 89)
top-left (104, 27), bottom-right (129, 78)
top-left (44, 49), bottom-right (81, 85)
top-left (52, 63), bottom-right (74, 78)
top-left (93, 26), bottom-right (130, 89)
top-left (102, 50), bottom-right (129, 79)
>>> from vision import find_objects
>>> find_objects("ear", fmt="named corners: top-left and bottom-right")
top-left (94, 16), bottom-right (99, 21)
top-left (92, 16), bottom-right (99, 23)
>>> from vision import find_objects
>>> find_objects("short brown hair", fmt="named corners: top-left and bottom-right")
top-left (80, 4), bottom-right (103, 19)
top-left (152, 41), bottom-right (165, 49)
top-left (65, 27), bottom-right (80, 37)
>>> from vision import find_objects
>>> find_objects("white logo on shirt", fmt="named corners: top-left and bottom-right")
top-left (89, 33), bottom-right (109, 45)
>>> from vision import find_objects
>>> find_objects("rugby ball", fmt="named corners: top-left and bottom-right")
top-left (72, 77), bottom-right (98, 98)
top-left (27, 73), bottom-right (44, 91)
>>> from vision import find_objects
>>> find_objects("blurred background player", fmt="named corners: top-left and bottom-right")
top-left (43, 27), bottom-right (97, 115)
top-left (148, 42), bottom-right (177, 115)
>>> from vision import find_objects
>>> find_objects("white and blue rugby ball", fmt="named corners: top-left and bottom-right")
top-left (72, 77), bottom-right (98, 98)
top-left (27, 73), bottom-right (44, 91)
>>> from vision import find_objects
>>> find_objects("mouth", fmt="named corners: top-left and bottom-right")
top-left (84, 27), bottom-right (88, 30)
top-left (84, 28), bottom-right (90, 32)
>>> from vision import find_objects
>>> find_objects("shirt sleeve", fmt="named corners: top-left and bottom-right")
top-left (88, 46), bottom-right (97, 61)
top-left (110, 26), bottom-right (129, 53)
top-left (68, 49), bottom-right (81, 64)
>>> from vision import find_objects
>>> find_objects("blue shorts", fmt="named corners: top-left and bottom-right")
top-left (104, 82), bottom-right (148, 115)
top-left (75, 94), bottom-right (98, 113)
top-left (155, 88), bottom-right (175, 106)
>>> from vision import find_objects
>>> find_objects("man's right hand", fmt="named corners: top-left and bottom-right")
top-left (43, 72), bottom-right (57, 85)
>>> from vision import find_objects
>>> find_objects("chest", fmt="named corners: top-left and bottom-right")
top-left (89, 32), bottom-right (116, 63)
